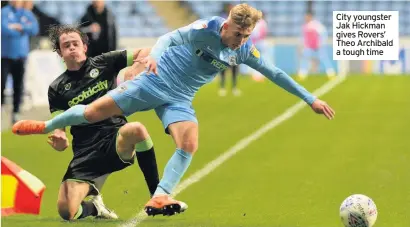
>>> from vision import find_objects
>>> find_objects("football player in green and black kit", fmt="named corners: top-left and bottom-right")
top-left (45, 24), bottom-right (159, 221)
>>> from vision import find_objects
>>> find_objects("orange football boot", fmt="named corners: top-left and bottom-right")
top-left (12, 120), bottom-right (46, 135)
top-left (145, 194), bottom-right (188, 216)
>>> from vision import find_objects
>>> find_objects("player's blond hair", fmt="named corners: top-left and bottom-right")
top-left (229, 4), bottom-right (263, 28)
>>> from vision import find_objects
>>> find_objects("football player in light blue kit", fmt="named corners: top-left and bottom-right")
top-left (13, 4), bottom-right (335, 216)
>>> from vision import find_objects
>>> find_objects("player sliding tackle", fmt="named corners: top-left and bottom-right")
top-left (11, 24), bottom-right (161, 220)
top-left (13, 4), bottom-right (335, 216)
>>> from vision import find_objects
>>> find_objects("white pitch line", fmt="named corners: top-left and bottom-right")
top-left (120, 75), bottom-right (346, 227)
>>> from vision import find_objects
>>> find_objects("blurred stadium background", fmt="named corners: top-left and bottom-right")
top-left (2, 1), bottom-right (410, 227)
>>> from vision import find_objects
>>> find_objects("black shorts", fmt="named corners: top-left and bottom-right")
top-left (62, 130), bottom-right (134, 194)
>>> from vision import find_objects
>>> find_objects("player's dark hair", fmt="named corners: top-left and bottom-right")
top-left (47, 24), bottom-right (89, 52)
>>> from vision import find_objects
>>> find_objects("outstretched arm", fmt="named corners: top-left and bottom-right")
top-left (124, 48), bottom-right (151, 81)
top-left (96, 48), bottom-right (152, 78)
top-left (244, 46), bottom-right (335, 119)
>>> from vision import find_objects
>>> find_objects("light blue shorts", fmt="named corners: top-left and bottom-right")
top-left (108, 74), bottom-right (198, 134)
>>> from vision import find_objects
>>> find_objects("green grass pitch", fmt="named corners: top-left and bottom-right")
top-left (2, 75), bottom-right (409, 227)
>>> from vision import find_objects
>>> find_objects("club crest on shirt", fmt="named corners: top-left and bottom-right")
top-left (89, 68), bottom-right (99, 78)
top-left (228, 55), bottom-right (237, 66)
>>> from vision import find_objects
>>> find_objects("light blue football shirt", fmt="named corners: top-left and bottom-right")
top-left (147, 16), bottom-right (316, 104)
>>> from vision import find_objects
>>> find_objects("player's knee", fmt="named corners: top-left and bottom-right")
top-left (83, 105), bottom-right (98, 123)
top-left (84, 104), bottom-right (106, 123)
top-left (57, 199), bottom-right (78, 221)
top-left (120, 122), bottom-right (149, 141)
top-left (83, 96), bottom-right (122, 123)
top-left (181, 138), bottom-right (198, 154)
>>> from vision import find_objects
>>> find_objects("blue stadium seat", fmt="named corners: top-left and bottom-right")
top-left (33, 0), bottom-right (170, 37)
top-left (60, 14), bottom-right (75, 25)
top-left (41, 2), bottom-right (59, 17)
top-left (33, 1), bottom-right (410, 37)
top-left (361, 3), bottom-right (373, 11)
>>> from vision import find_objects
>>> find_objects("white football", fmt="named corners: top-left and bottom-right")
top-left (339, 194), bottom-right (378, 227)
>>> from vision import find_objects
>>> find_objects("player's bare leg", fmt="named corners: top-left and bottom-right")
top-left (145, 121), bottom-right (197, 216)
top-left (116, 122), bottom-right (159, 197)
top-left (12, 95), bottom-right (122, 135)
top-left (57, 180), bottom-right (117, 220)
top-left (83, 94), bottom-right (123, 122)
top-left (57, 181), bottom-right (90, 220)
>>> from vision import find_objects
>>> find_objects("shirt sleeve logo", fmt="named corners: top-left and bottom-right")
top-left (64, 83), bottom-right (71, 90)
top-left (250, 44), bottom-right (261, 58)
